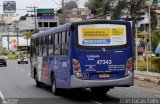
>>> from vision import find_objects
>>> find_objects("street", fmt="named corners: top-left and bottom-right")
top-left (0, 60), bottom-right (160, 104)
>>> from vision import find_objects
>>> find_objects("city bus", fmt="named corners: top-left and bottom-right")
top-left (30, 20), bottom-right (134, 95)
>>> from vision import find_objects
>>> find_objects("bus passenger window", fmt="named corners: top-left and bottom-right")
top-left (62, 31), bottom-right (69, 56)
top-left (54, 33), bottom-right (59, 55)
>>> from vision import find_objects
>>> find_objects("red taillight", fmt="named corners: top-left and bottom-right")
top-left (74, 66), bottom-right (79, 71)
top-left (125, 58), bottom-right (133, 77)
top-left (127, 65), bottom-right (132, 70)
top-left (73, 59), bottom-right (83, 79)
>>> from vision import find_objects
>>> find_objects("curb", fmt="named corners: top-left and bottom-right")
top-left (134, 76), bottom-right (160, 85)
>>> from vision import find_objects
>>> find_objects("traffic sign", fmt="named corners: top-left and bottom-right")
top-left (37, 9), bottom-right (54, 19)
top-left (37, 9), bottom-right (54, 14)
top-left (3, 1), bottom-right (16, 13)
top-left (37, 16), bottom-right (54, 19)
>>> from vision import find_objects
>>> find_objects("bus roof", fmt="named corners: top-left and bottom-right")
top-left (31, 20), bottom-right (131, 39)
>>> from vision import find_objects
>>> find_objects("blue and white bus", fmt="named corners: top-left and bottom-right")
top-left (30, 20), bottom-right (134, 95)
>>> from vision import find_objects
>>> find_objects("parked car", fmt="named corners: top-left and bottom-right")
top-left (137, 50), bottom-right (144, 55)
top-left (17, 55), bottom-right (28, 64)
top-left (143, 51), bottom-right (156, 57)
top-left (0, 55), bottom-right (7, 66)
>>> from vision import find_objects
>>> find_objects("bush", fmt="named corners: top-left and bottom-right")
top-left (151, 57), bottom-right (160, 73)
top-left (151, 68), bottom-right (160, 73)
top-left (0, 50), bottom-right (9, 56)
top-left (152, 57), bottom-right (160, 68)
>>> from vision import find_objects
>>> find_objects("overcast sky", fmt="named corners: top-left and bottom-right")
top-left (0, 0), bottom-right (88, 19)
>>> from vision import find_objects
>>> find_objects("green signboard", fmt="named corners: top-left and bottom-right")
top-left (37, 9), bottom-right (54, 14)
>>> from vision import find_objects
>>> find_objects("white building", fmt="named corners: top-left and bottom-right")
top-left (0, 32), bottom-right (30, 50)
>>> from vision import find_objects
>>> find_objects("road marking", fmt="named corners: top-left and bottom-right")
top-left (89, 100), bottom-right (102, 104)
top-left (127, 88), bottom-right (141, 93)
top-left (0, 90), bottom-right (7, 104)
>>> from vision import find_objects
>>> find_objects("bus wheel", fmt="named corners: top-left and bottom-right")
top-left (90, 87), bottom-right (109, 95)
top-left (51, 75), bottom-right (60, 95)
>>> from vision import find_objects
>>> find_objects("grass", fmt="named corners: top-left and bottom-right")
top-left (7, 53), bottom-right (17, 59)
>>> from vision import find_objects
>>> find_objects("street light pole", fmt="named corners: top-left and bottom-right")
top-left (16, 20), bottom-right (19, 50)
top-left (149, 0), bottom-right (152, 70)
top-left (26, 6), bottom-right (38, 33)
top-left (7, 25), bottom-right (9, 50)
top-left (62, 0), bottom-right (65, 24)
top-left (135, 24), bottom-right (138, 71)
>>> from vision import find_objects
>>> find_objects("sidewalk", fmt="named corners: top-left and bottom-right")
top-left (134, 70), bottom-right (160, 84)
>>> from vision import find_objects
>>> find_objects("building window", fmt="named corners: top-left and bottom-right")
top-left (44, 22), bottom-right (48, 27)
top-left (38, 22), bottom-right (42, 27)
top-left (49, 22), bottom-right (57, 27)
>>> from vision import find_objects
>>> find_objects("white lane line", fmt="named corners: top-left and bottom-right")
top-left (127, 88), bottom-right (141, 93)
top-left (89, 100), bottom-right (102, 104)
top-left (0, 90), bottom-right (7, 104)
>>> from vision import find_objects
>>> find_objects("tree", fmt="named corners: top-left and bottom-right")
top-left (19, 14), bottom-right (29, 20)
top-left (85, 0), bottom-right (158, 36)
top-left (152, 30), bottom-right (160, 51)
top-left (23, 32), bottom-right (32, 40)
top-left (85, 0), bottom-right (114, 15)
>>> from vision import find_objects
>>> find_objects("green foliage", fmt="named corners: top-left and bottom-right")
top-left (19, 14), bottom-right (29, 20)
top-left (152, 30), bottom-right (160, 51)
top-left (151, 68), bottom-right (160, 73)
top-left (7, 53), bottom-right (17, 59)
top-left (85, 0), bottom-right (113, 15)
top-left (23, 32), bottom-right (33, 40)
top-left (0, 50), bottom-right (9, 56)
top-left (152, 57), bottom-right (160, 68)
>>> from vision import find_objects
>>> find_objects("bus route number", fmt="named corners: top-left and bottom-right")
top-left (97, 60), bottom-right (112, 65)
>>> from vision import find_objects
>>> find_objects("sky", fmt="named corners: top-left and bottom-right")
top-left (0, 0), bottom-right (88, 19)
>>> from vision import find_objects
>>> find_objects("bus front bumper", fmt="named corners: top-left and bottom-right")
top-left (70, 74), bottom-right (134, 88)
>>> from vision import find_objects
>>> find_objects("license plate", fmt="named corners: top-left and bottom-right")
top-left (99, 73), bottom-right (110, 78)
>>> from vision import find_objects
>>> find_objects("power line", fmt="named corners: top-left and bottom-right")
top-left (52, 0), bottom-right (61, 5)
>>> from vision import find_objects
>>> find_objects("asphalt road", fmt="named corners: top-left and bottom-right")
top-left (0, 60), bottom-right (160, 104)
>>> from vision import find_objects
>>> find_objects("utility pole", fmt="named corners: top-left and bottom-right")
top-left (7, 25), bottom-right (9, 50)
top-left (62, 0), bottom-right (64, 24)
top-left (26, 6), bottom-right (38, 33)
top-left (16, 20), bottom-right (19, 50)
top-left (149, 0), bottom-right (152, 70)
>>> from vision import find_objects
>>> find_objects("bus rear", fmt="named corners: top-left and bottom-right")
top-left (69, 21), bottom-right (134, 92)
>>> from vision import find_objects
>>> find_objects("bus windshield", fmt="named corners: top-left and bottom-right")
top-left (78, 24), bottom-right (127, 47)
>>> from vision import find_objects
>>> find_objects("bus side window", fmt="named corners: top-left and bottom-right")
top-left (62, 31), bottom-right (67, 56)
top-left (58, 32), bottom-right (62, 55)
top-left (44, 36), bottom-right (49, 56)
top-left (36, 38), bottom-right (39, 55)
top-left (63, 31), bottom-right (69, 56)
top-left (48, 35), bottom-right (53, 56)
top-left (52, 34), bottom-right (55, 55)
top-left (54, 33), bottom-right (58, 55)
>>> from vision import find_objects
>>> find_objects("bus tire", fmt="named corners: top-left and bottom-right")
top-left (90, 87), bottom-right (109, 95)
top-left (51, 74), bottom-right (60, 95)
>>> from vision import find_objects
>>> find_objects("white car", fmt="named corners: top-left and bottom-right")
top-left (143, 51), bottom-right (156, 57)
top-left (18, 55), bottom-right (28, 64)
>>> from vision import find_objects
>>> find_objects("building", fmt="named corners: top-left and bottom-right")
top-left (0, 13), bottom-right (13, 25)
top-left (0, 32), bottom-right (30, 50)
top-left (37, 16), bottom-right (59, 31)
